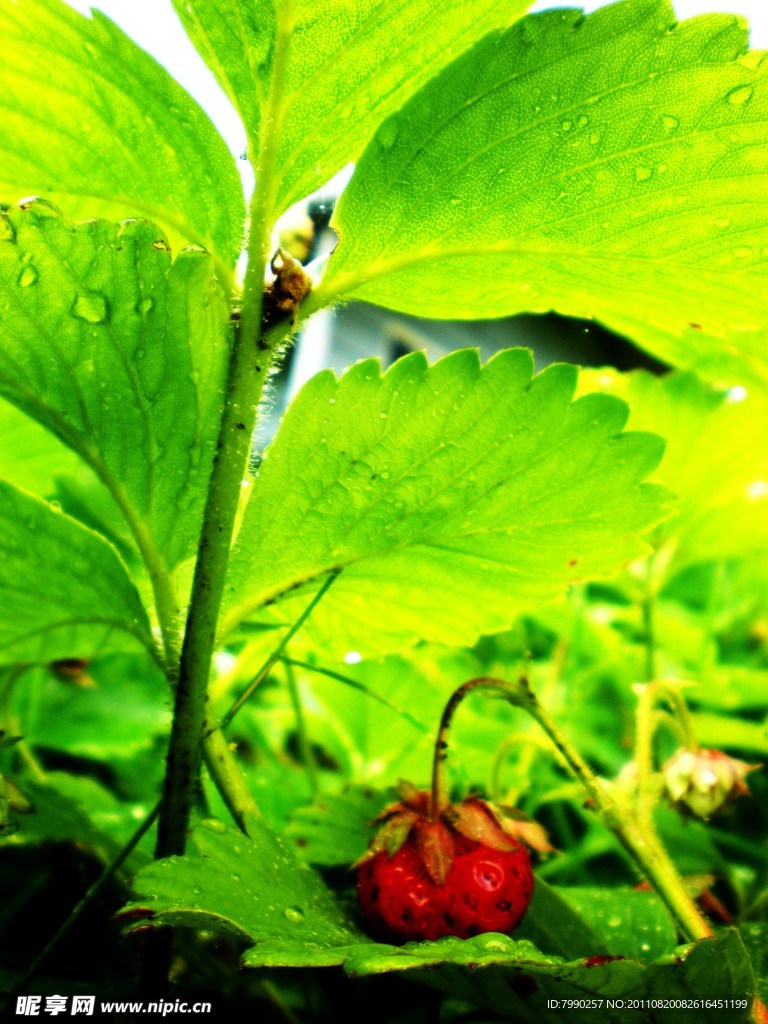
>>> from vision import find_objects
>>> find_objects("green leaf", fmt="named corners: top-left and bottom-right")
top-left (286, 787), bottom-right (390, 867)
top-left (319, 0), bottom-right (768, 386)
top-left (0, 398), bottom-right (136, 564)
top-left (342, 930), bottom-right (755, 1023)
top-left (556, 887), bottom-right (676, 962)
top-left (0, 201), bottom-right (229, 573)
top-left (740, 923), bottom-right (768, 1001)
top-left (691, 712), bottom-right (768, 756)
top-left (514, 879), bottom-right (611, 960)
top-left (0, 775), bottom-right (152, 873)
top-left (121, 817), bottom-right (366, 967)
top-left (174, 0), bottom-right (533, 216)
top-left (221, 349), bottom-right (669, 655)
top-left (0, 481), bottom-right (150, 662)
top-left (123, 828), bottom-right (756, 1021)
top-left (0, 0), bottom-right (244, 270)
top-left (16, 655), bottom-right (169, 763)
top-left (0, 399), bottom-right (82, 498)
top-left (578, 370), bottom-right (768, 579)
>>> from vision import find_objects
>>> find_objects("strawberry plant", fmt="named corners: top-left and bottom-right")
top-left (0, 0), bottom-right (767, 1020)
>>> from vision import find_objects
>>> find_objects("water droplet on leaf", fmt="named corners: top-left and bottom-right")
top-left (18, 264), bottom-right (37, 288)
top-left (201, 818), bottom-right (226, 833)
top-left (72, 291), bottom-right (108, 324)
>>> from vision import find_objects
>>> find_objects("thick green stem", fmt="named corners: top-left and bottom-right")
top-left (155, 7), bottom-right (295, 861)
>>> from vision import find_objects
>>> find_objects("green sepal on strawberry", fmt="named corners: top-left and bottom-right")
top-left (356, 772), bottom-right (552, 942)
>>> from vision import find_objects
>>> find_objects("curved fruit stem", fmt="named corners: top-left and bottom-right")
top-left (429, 676), bottom-right (533, 820)
top-left (430, 675), bottom-right (712, 942)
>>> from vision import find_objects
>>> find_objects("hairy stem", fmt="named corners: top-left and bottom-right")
top-left (522, 683), bottom-right (712, 941)
top-left (155, 6), bottom-right (295, 862)
top-left (429, 677), bottom-right (529, 819)
top-left (435, 676), bottom-right (712, 942)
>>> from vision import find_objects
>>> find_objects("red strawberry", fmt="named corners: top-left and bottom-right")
top-left (357, 798), bottom-right (535, 941)
top-left (356, 678), bottom-right (552, 943)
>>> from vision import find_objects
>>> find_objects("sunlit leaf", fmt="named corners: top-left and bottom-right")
top-left (0, 0), bottom-right (244, 270)
top-left (121, 817), bottom-right (365, 967)
top-left (578, 369), bottom-right (768, 579)
top-left (556, 887), bottom-right (676, 962)
top-left (0, 482), bottom-right (150, 662)
top-left (173, 0), bottom-right (533, 215)
top-left (222, 349), bottom-right (669, 656)
top-left (0, 399), bottom-right (81, 498)
top-left (0, 202), bottom-right (229, 572)
top-left (320, 0), bottom-right (768, 386)
top-left (343, 930), bottom-right (755, 1023)
top-left (122, 824), bottom-right (756, 1020)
